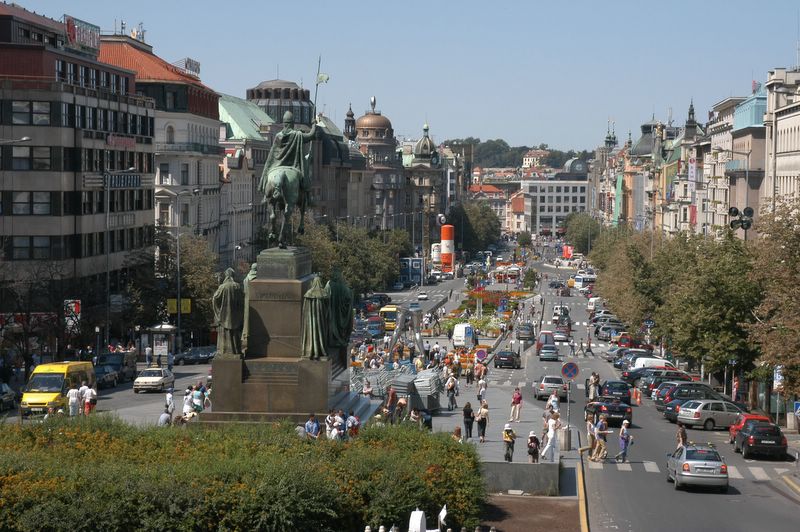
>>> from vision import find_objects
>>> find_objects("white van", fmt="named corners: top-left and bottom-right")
top-left (632, 357), bottom-right (676, 370)
top-left (452, 323), bottom-right (474, 348)
top-left (587, 297), bottom-right (602, 312)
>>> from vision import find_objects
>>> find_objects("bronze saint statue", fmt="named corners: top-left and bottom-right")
top-left (240, 263), bottom-right (257, 356)
top-left (300, 276), bottom-right (329, 360)
top-left (325, 268), bottom-right (354, 366)
top-left (257, 111), bottom-right (320, 248)
top-left (212, 268), bottom-right (244, 356)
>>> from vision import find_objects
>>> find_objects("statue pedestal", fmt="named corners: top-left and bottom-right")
top-left (202, 247), bottom-right (338, 424)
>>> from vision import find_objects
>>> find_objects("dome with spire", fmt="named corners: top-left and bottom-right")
top-left (413, 123), bottom-right (437, 158)
top-left (355, 96), bottom-right (393, 131)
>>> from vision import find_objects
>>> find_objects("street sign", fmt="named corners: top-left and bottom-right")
top-left (475, 348), bottom-right (487, 362)
top-left (167, 298), bottom-right (191, 314)
top-left (643, 318), bottom-right (655, 328)
top-left (561, 361), bottom-right (579, 381)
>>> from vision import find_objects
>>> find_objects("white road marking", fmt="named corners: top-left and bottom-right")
top-left (617, 462), bottom-right (633, 471)
top-left (518, 381), bottom-right (527, 388)
top-left (576, 383), bottom-right (585, 390)
top-left (775, 467), bottom-right (790, 476)
top-left (643, 461), bottom-right (660, 473)
top-left (749, 466), bottom-right (769, 481)
top-left (588, 460), bottom-right (603, 469)
top-left (503, 380), bottom-right (512, 387)
top-left (726, 466), bottom-right (744, 479)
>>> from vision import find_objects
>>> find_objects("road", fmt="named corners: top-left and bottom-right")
top-left (535, 264), bottom-right (800, 532)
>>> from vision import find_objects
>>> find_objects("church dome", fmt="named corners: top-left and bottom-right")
top-left (356, 112), bottom-right (393, 129)
top-left (413, 123), bottom-right (437, 157)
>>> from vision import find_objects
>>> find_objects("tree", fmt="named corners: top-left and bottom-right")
top-left (748, 199), bottom-right (800, 395)
top-left (564, 213), bottom-right (601, 255)
top-left (448, 202), bottom-right (501, 254)
top-left (517, 231), bottom-right (532, 248)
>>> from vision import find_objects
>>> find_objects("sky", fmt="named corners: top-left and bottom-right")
top-left (18, 0), bottom-right (800, 150)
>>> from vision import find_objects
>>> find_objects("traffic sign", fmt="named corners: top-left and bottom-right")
top-left (476, 348), bottom-right (487, 362)
top-left (643, 318), bottom-right (655, 328)
top-left (561, 361), bottom-right (579, 381)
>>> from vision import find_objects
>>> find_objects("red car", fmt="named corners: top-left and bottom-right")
top-left (728, 413), bottom-right (771, 444)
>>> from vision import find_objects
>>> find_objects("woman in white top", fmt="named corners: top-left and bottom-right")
top-left (477, 379), bottom-right (487, 404)
top-left (548, 390), bottom-right (560, 412)
top-left (182, 389), bottom-right (194, 416)
top-left (540, 411), bottom-right (562, 462)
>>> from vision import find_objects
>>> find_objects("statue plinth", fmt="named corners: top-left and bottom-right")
top-left (202, 246), bottom-right (342, 425)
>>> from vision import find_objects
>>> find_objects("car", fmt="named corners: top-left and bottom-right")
top-left (659, 382), bottom-right (718, 409)
top-left (553, 330), bottom-right (569, 342)
top-left (734, 422), bottom-right (787, 459)
top-left (728, 413), bottom-right (772, 444)
top-left (368, 293), bottom-right (392, 307)
top-left (494, 350), bottom-right (522, 369)
top-left (178, 346), bottom-right (217, 365)
top-left (535, 331), bottom-right (555, 354)
top-left (94, 365), bottom-right (120, 389)
top-left (601, 346), bottom-right (625, 362)
top-left (516, 324), bottom-right (534, 341)
top-left (425, 275), bottom-right (439, 285)
top-left (666, 444), bottom-right (729, 492)
top-left (133, 367), bottom-right (175, 393)
top-left (538, 344), bottom-right (559, 361)
top-left (391, 281), bottom-right (404, 291)
top-left (0, 382), bottom-right (16, 411)
top-left (548, 280), bottom-right (565, 289)
top-left (96, 351), bottom-right (138, 382)
top-left (534, 375), bottom-right (568, 400)
top-left (441, 271), bottom-right (454, 280)
top-left (585, 396), bottom-right (633, 425)
top-left (676, 399), bottom-right (745, 430)
top-left (417, 291), bottom-right (429, 301)
top-left (599, 381), bottom-right (632, 404)
top-left (596, 324), bottom-right (624, 340)
top-left (663, 398), bottom-right (690, 423)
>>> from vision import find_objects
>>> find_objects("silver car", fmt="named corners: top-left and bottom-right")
top-left (534, 375), bottom-right (567, 400)
top-left (538, 344), bottom-right (559, 361)
top-left (666, 444), bottom-right (729, 492)
top-left (676, 399), bottom-right (745, 431)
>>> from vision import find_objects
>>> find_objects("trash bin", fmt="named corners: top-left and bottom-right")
top-left (558, 426), bottom-right (571, 452)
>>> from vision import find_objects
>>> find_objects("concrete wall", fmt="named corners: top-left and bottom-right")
top-left (482, 461), bottom-right (559, 495)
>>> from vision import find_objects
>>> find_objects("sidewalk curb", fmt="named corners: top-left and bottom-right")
top-left (576, 432), bottom-right (590, 532)
top-left (781, 474), bottom-right (800, 497)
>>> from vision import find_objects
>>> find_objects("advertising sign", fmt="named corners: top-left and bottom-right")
top-left (64, 299), bottom-right (81, 335)
top-left (63, 15), bottom-right (100, 54)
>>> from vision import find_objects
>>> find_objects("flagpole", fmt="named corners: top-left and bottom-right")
top-left (313, 55), bottom-right (321, 119)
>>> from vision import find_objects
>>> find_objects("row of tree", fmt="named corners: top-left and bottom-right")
top-left (443, 138), bottom-right (593, 169)
top-left (575, 201), bottom-right (800, 396)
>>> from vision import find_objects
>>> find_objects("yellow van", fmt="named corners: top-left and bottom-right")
top-left (20, 361), bottom-right (96, 417)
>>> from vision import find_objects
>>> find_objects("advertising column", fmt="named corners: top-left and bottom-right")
top-left (441, 224), bottom-right (455, 273)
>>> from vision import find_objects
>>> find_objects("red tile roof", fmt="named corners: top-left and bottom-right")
top-left (468, 184), bottom-right (502, 194)
top-left (99, 39), bottom-right (211, 90)
top-left (511, 195), bottom-right (525, 213)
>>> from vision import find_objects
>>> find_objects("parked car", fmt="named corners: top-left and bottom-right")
top-left (663, 398), bottom-right (690, 423)
top-left (534, 375), bottom-right (567, 400)
top-left (133, 367), bottom-right (175, 393)
top-left (585, 396), bottom-right (633, 426)
top-left (548, 280), bottom-right (565, 289)
top-left (676, 399), bottom-right (746, 431)
top-left (728, 413), bottom-right (772, 444)
top-left (734, 422), bottom-right (787, 459)
top-left (178, 346), bottom-right (217, 365)
top-left (666, 444), bottom-right (729, 492)
top-left (599, 381), bottom-right (632, 404)
top-left (94, 365), bottom-right (120, 389)
top-left (538, 344), bottom-right (559, 362)
top-left (516, 323), bottom-right (535, 341)
top-left (596, 324), bottom-right (624, 341)
top-left (96, 351), bottom-right (138, 382)
top-left (0, 382), bottom-right (16, 412)
top-left (494, 350), bottom-right (522, 369)
top-left (369, 293), bottom-right (392, 307)
top-left (659, 382), bottom-right (718, 409)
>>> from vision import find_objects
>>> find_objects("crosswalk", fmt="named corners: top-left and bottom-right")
top-left (585, 460), bottom-right (791, 482)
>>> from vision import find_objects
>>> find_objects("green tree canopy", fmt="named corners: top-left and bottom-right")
top-left (564, 213), bottom-right (602, 255)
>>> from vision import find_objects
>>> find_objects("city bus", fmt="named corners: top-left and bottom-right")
top-left (573, 273), bottom-right (596, 290)
top-left (379, 305), bottom-right (399, 331)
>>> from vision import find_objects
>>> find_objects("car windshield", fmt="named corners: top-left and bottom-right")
top-left (140, 369), bottom-right (163, 378)
top-left (685, 449), bottom-right (721, 461)
top-left (682, 401), bottom-right (700, 409)
top-left (543, 377), bottom-right (563, 384)
top-left (24, 373), bottom-right (64, 393)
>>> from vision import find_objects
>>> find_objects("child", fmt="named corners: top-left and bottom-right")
top-left (527, 431), bottom-right (541, 464)
top-left (502, 423), bottom-right (517, 462)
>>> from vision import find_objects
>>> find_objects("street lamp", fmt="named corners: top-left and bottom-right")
top-left (728, 206), bottom-right (754, 240)
top-left (0, 136), bottom-right (31, 144)
top-left (104, 166), bottom-right (136, 347)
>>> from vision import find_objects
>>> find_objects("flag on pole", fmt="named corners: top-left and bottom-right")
top-left (316, 73), bottom-right (329, 84)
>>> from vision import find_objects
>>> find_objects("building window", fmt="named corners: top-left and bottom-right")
top-left (580, 186), bottom-right (586, 193)
top-left (78, 66), bottom-right (86, 87)
top-left (181, 203), bottom-right (189, 226)
top-left (556, 186), bottom-right (562, 193)
top-left (55, 60), bottom-right (65, 81)
top-left (12, 192), bottom-right (31, 214)
top-left (89, 68), bottom-right (97, 88)
top-left (12, 147), bottom-right (51, 170)
top-left (547, 206), bottom-right (553, 212)
top-left (159, 163), bottom-right (170, 184)
top-left (33, 236), bottom-right (50, 259)
top-left (12, 236), bottom-right (30, 259)
top-left (67, 63), bottom-right (75, 84)
top-left (82, 191), bottom-right (94, 214)
top-left (166, 125), bottom-right (175, 144)
top-left (12, 101), bottom-right (50, 125)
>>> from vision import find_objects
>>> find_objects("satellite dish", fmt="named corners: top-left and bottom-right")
top-left (437, 213), bottom-right (447, 226)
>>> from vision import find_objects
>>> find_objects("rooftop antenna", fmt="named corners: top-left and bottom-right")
top-left (120, 20), bottom-right (126, 35)
top-left (667, 106), bottom-right (672, 126)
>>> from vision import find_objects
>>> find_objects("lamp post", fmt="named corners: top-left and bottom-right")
top-left (728, 206), bottom-right (754, 241)
top-left (0, 136), bottom-right (31, 145)
top-left (104, 166), bottom-right (136, 347)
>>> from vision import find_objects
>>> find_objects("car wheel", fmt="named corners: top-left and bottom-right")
top-left (734, 440), bottom-right (741, 453)
top-left (134, 389), bottom-right (140, 394)
top-left (703, 419), bottom-right (715, 431)
top-left (741, 445), bottom-right (750, 459)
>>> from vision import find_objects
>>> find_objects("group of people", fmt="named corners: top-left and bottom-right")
top-left (65, 380), bottom-right (98, 417)
top-left (157, 381), bottom-right (211, 426)
top-left (585, 414), bottom-right (633, 463)
top-left (301, 410), bottom-right (362, 441)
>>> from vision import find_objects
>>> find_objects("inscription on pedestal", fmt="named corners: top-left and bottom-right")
top-left (257, 247), bottom-right (312, 280)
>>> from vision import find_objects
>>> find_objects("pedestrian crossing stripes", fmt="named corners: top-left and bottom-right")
top-left (585, 460), bottom-right (790, 482)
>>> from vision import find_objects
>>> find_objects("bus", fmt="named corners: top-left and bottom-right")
top-left (379, 305), bottom-right (399, 331)
top-left (573, 274), bottom-right (596, 290)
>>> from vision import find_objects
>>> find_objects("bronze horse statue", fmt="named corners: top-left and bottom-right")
top-left (258, 111), bottom-right (319, 248)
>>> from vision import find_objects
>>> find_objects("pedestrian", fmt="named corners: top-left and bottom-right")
top-left (157, 407), bottom-right (172, 426)
top-left (614, 420), bottom-right (633, 462)
top-left (588, 372), bottom-right (599, 401)
top-left (165, 387), bottom-right (175, 416)
top-left (66, 382), bottom-right (81, 417)
top-left (182, 388), bottom-right (193, 416)
top-left (591, 415), bottom-right (610, 462)
top-left (547, 389), bottom-right (560, 413)
top-left (423, 340), bottom-right (431, 361)
top-left (346, 410), bottom-right (361, 438)
top-left (732, 375), bottom-right (739, 402)
top-left (305, 413), bottom-right (320, 440)
top-left (83, 384), bottom-right (97, 415)
top-left (509, 387), bottom-right (522, 423)
top-left (325, 409), bottom-right (336, 439)
top-left (585, 413), bottom-right (596, 456)
top-left (477, 378), bottom-right (487, 404)
top-left (156, 352), bottom-right (162, 367)
top-left (578, 340), bottom-right (585, 356)
top-left (465, 361), bottom-right (474, 385)
top-left (569, 339), bottom-right (576, 357)
top-left (191, 385), bottom-right (204, 413)
top-left (145, 345), bottom-right (152, 366)
top-left (167, 351), bottom-right (174, 371)
top-left (78, 380), bottom-right (89, 415)
top-left (502, 423), bottom-right (517, 462)
top-left (385, 385), bottom-right (398, 423)
top-left (446, 374), bottom-right (458, 411)
top-left (676, 421), bottom-right (687, 450)
top-left (527, 431), bottom-right (541, 464)
top-left (476, 400), bottom-right (489, 443)
top-left (463, 402), bottom-right (475, 440)
top-left (541, 411), bottom-right (562, 462)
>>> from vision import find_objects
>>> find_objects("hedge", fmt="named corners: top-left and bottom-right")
top-left (0, 416), bottom-right (485, 531)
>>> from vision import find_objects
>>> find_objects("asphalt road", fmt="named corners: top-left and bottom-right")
top-left (537, 273), bottom-right (800, 532)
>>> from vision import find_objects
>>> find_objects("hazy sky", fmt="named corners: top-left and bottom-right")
top-left (21, 0), bottom-right (800, 149)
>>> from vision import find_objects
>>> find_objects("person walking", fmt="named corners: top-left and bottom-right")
top-left (477, 378), bottom-right (487, 404)
top-left (614, 420), bottom-right (633, 462)
top-left (527, 431), bottom-right (541, 464)
top-left (591, 415), bottom-right (610, 462)
top-left (569, 338), bottom-right (576, 357)
top-left (165, 388), bottom-right (175, 417)
top-left (588, 372), bottom-right (599, 401)
top-left (78, 380), bottom-right (89, 415)
top-left (446, 374), bottom-right (458, 411)
top-left (585, 413), bottom-right (596, 456)
top-left (66, 383), bottom-right (81, 417)
top-left (476, 400), bottom-right (489, 443)
top-left (465, 361), bottom-right (474, 385)
top-left (509, 387), bottom-right (523, 423)
top-left (676, 421), bottom-right (687, 450)
top-left (541, 411), bottom-right (562, 462)
top-left (83, 384), bottom-right (97, 415)
top-left (145, 346), bottom-right (153, 367)
top-left (547, 389), bottom-right (560, 413)
top-left (502, 423), bottom-right (517, 462)
top-left (324, 410), bottom-right (336, 440)
top-left (462, 402), bottom-right (475, 440)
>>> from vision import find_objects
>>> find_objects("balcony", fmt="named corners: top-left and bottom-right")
top-left (725, 159), bottom-right (745, 171)
top-left (155, 142), bottom-right (225, 156)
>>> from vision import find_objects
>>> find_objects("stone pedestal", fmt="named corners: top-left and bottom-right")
top-left (202, 246), bottom-right (334, 424)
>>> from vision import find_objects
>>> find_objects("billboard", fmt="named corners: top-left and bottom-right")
top-left (63, 15), bottom-right (100, 55)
